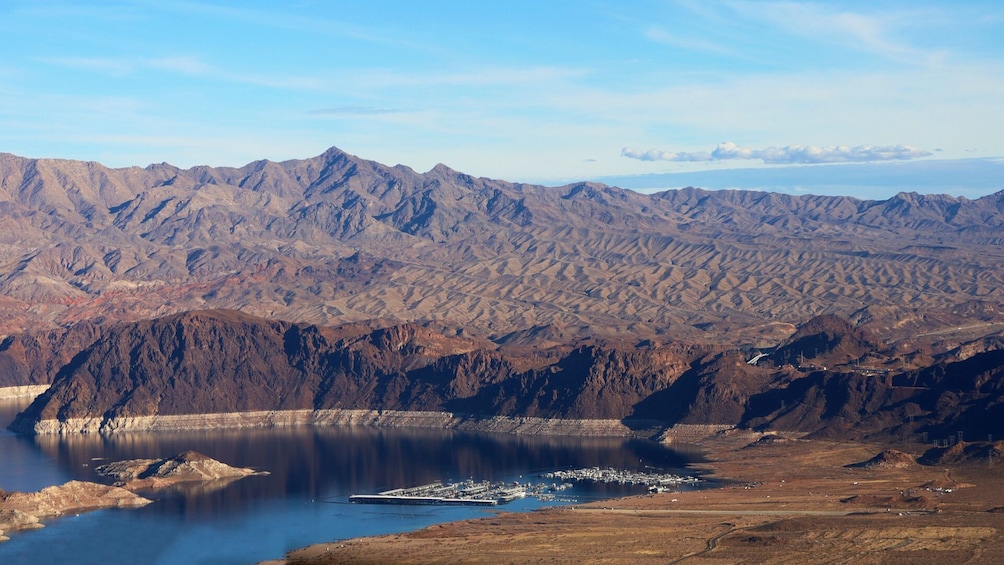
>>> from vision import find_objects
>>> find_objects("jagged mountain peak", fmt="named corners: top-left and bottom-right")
top-left (427, 162), bottom-right (456, 174)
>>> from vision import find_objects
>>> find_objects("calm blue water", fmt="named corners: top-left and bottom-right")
top-left (0, 397), bottom-right (703, 564)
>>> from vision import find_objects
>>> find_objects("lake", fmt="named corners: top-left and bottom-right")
top-left (0, 397), bottom-right (705, 564)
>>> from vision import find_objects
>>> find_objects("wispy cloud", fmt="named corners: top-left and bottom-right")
top-left (125, 0), bottom-right (438, 53)
top-left (36, 54), bottom-right (328, 90)
top-left (726, 1), bottom-right (933, 63)
top-left (622, 141), bottom-right (932, 164)
top-left (352, 66), bottom-right (588, 89)
top-left (38, 55), bottom-right (210, 76)
top-left (146, 56), bottom-right (213, 75)
top-left (36, 56), bottom-right (135, 75)
top-left (644, 26), bottom-right (738, 57)
top-left (308, 106), bottom-right (400, 116)
top-left (37, 52), bottom-right (580, 95)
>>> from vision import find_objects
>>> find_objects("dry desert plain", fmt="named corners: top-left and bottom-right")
top-left (275, 433), bottom-right (1004, 564)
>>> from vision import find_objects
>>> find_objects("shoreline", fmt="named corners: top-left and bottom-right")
top-left (13, 408), bottom-right (738, 442)
top-left (273, 437), bottom-right (1004, 564)
top-left (0, 385), bottom-right (49, 400)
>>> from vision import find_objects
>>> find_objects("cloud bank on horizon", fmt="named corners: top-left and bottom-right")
top-left (0, 1), bottom-right (1001, 196)
top-left (622, 142), bottom-right (932, 165)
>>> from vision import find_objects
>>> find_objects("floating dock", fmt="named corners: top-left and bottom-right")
top-left (348, 493), bottom-right (500, 506)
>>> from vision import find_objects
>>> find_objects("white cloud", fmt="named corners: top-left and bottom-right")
top-left (710, 141), bottom-right (754, 160)
top-left (622, 142), bottom-right (932, 164)
top-left (621, 147), bottom-right (710, 162)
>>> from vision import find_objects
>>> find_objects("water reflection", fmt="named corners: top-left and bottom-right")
top-left (27, 426), bottom-right (702, 518)
top-left (0, 397), bottom-right (73, 492)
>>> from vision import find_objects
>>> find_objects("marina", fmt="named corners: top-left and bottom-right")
top-left (540, 467), bottom-right (700, 492)
top-left (350, 480), bottom-right (530, 506)
top-left (349, 466), bottom-right (699, 507)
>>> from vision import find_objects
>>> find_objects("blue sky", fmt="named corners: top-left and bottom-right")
top-left (1, 1), bottom-right (1002, 197)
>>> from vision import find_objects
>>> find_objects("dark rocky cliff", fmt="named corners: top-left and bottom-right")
top-left (9, 310), bottom-right (1004, 442)
top-left (9, 310), bottom-right (706, 430)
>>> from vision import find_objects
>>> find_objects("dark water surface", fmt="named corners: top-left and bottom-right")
top-left (0, 398), bottom-right (704, 564)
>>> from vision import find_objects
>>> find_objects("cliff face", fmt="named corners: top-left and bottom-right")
top-left (9, 310), bottom-right (707, 433)
top-left (31, 310), bottom-right (321, 420)
top-left (0, 322), bottom-right (102, 387)
top-left (10, 310), bottom-right (1004, 442)
top-left (632, 351), bottom-right (783, 426)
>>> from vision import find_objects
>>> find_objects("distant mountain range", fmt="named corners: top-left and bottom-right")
top-left (1, 148), bottom-right (1002, 348)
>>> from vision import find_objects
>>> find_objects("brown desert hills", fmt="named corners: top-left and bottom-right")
top-left (0, 148), bottom-right (1001, 348)
top-left (1, 148), bottom-right (1003, 442)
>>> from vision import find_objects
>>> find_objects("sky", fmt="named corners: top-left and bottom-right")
top-left (1, 1), bottom-right (1002, 198)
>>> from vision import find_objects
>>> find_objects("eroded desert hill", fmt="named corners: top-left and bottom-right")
top-left (1, 148), bottom-right (1002, 346)
top-left (10, 309), bottom-right (1004, 442)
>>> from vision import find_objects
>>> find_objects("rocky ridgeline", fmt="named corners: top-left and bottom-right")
top-left (6, 309), bottom-right (1004, 442)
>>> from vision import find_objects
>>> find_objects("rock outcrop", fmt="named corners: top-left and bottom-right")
top-left (771, 314), bottom-right (886, 368)
top-left (0, 481), bottom-right (150, 541)
top-left (95, 450), bottom-right (266, 490)
top-left (918, 441), bottom-right (1004, 466)
top-left (848, 449), bottom-right (918, 469)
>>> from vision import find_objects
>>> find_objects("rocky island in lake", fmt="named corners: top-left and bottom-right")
top-left (0, 451), bottom-right (264, 541)
top-left (0, 481), bottom-right (150, 542)
top-left (95, 450), bottom-right (269, 490)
